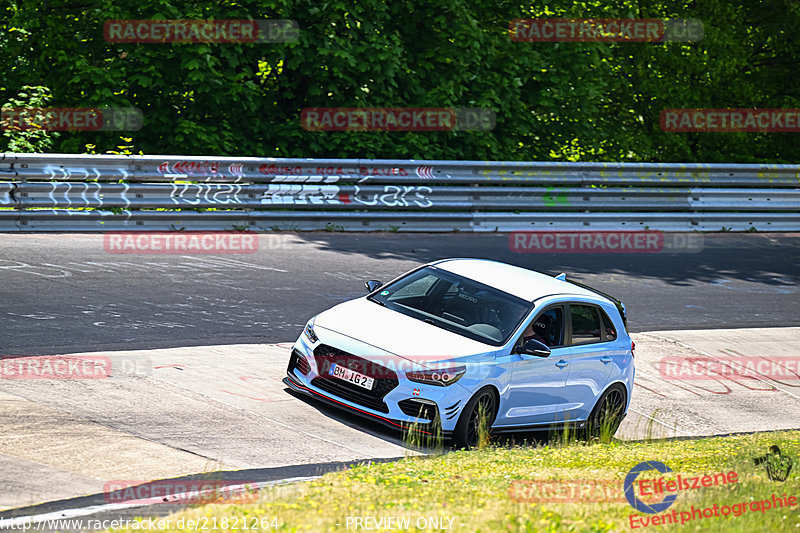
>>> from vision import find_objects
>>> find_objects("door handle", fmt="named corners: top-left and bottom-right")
top-left (555, 360), bottom-right (569, 368)
top-left (600, 356), bottom-right (613, 364)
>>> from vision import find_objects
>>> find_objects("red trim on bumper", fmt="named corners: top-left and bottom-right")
top-left (286, 374), bottom-right (434, 436)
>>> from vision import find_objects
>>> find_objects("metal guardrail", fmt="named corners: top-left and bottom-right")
top-left (0, 153), bottom-right (798, 231)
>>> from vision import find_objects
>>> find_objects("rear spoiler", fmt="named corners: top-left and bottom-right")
top-left (559, 275), bottom-right (628, 327)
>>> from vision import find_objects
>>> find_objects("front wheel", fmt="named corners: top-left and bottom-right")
top-left (452, 387), bottom-right (497, 449)
top-left (585, 383), bottom-right (626, 441)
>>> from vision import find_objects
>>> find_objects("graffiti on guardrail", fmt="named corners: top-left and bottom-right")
top-left (543, 187), bottom-right (570, 206)
top-left (170, 183), bottom-right (244, 205)
top-left (0, 183), bottom-right (15, 205)
top-left (158, 160), bottom-right (223, 178)
top-left (352, 185), bottom-right (433, 208)
top-left (43, 164), bottom-right (129, 180)
top-left (415, 166), bottom-right (434, 179)
top-left (256, 164), bottom-right (412, 179)
top-left (37, 182), bottom-right (109, 207)
top-left (229, 163), bottom-right (246, 178)
top-left (2, 155), bottom-right (799, 232)
top-left (260, 184), bottom-right (343, 205)
top-left (258, 164), bottom-right (303, 176)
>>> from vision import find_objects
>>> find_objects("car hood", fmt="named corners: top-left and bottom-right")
top-left (313, 297), bottom-right (498, 364)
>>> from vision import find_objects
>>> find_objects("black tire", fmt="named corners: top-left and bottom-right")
top-left (585, 383), bottom-right (626, 440)
top-left (452, 387), bottom-right (498, 449)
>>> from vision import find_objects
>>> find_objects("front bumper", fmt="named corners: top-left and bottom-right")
top-left (285, 338), bottom-right (471, 437)
top-left (283, 373), bottom-right (452, 438)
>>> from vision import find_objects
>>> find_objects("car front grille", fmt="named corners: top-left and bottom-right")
top-left (310, 344), bottom-right (399, 414)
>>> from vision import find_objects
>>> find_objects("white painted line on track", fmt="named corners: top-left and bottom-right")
top-left (627, 407), bottom-right (692, 437)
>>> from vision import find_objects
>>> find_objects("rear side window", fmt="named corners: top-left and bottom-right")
top-left (600, 309), bottom-right (617, 341)
top-left (570, 305), bottom-right (602, 345)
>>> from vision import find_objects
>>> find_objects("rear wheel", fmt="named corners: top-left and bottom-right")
top-left (585, 384), bottom-right (626, 441)
top-left (452, 387), bottom-right (497, 449)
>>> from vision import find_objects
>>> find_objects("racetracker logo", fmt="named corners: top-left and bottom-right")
top-left (103, 232), bottom-right (258, 254)
top-left (661, 108), bottom-right (800, 132)
top-left (0, 107), bottom-right (143, 131)
top-left (510, 231), bottom-right (703, 254)
top-left (509, 479), bottom-right (625, 503)
top-left (104, 19), bottom-right (298, 43)
top-left (103, 480), bottom-right (260, 505)
top-left (659, 356), bottom-right (800, 380)
top-left (311, 355), bottom-right (466, 380)
top-left (509, 18), bottom-right (703, 42)
top-left (300, 108), bottom-right (496, 132)
top-left (0, 356), bottom-right (111, 379)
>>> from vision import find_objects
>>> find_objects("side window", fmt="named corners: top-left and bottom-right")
top-left (600, 309), bottom-right (617, 341)
top-left (570, 305), bottom-right (602, 345)
top-left (517, 307), bottom-right (564, 348)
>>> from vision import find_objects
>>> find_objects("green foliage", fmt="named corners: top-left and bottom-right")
top-left (0, 0), bottom-right (798, 162)
top-left (104, 429), bottom-right (800, 532)
top-left (1, 85), bottom-right (59, 152)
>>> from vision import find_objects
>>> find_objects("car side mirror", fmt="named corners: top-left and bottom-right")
top-left (365, 280), bottom-right (383, 293)
top-left (515, 339), bottom-right (551, 358)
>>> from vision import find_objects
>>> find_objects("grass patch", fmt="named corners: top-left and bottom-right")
top-left (110, 430), bottom-right (800, 532)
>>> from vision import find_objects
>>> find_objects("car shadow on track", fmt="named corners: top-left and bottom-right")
top-left (284, 386), bottom-right (571, 453)
top-left (282, 387), bottom-right (411, 449)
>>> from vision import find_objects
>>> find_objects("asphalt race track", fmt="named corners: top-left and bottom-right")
top-left (1, 232), bottom-right (799, 520)
top-left (1, 233), bottom-right (798, 356)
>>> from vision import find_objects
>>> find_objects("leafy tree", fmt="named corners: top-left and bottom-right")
top-left (1, 85), bottom-right (60, 152)
top-left (0, 0), bottom-right (798, 162)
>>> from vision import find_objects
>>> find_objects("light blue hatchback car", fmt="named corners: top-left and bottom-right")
top-left (284, 258), bottom-right (635, 447)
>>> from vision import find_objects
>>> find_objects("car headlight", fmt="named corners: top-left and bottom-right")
top-left (303, 317), bottom-right (318, 343)
top-left (406, 366), bottom-right (466, 387)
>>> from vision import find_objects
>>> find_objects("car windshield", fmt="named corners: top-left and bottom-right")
top-left (368, 266), bottom-right (532, 346)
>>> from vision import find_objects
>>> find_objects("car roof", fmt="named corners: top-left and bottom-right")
top-left (431, 258), bottom-right (600, 302)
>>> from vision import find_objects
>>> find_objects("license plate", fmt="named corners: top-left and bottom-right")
top-left (329, 363), bottom-right (375, 391)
